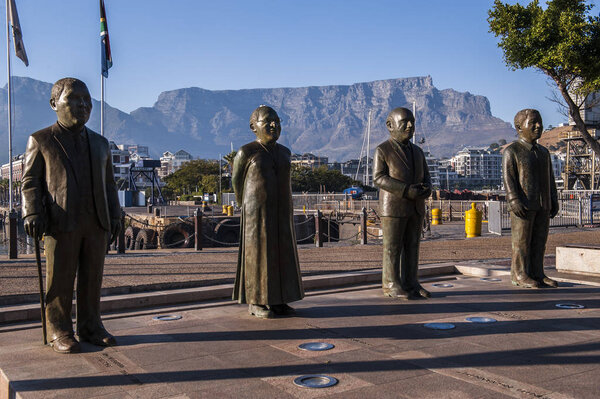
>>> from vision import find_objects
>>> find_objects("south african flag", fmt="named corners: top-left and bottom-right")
top-left (100, 0), bottom-right (112, 77)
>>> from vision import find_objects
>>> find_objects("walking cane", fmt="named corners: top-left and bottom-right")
top-left (34, 239), bottom-right (47, 345)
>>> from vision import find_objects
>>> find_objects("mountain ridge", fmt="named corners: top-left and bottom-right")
top-left (0, 76), bottom-right (514, 164)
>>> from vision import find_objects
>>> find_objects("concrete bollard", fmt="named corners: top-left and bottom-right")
top-left (315, 210), bottom-right (323, 247)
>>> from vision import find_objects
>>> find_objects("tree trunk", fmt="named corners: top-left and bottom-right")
top-left (554, 78), bottom-right (600, 157)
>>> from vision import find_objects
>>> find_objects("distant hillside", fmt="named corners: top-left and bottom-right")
top-left (0, 76), bottom-right (514, 163)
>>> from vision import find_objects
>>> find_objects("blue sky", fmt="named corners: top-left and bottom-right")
top-left (1, 0), bottom-right (596, 127)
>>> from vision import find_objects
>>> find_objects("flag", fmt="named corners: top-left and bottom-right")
top-left (8, 0), bottom-right (28, 66)
top-left (100, 0), bottom-right (112, 77)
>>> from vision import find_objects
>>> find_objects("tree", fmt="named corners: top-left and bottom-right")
top-left (291, 165), bottom-right (358, 192)
top-left (162, 159), bottom-right (220, 198)
top-left (223, 151), bottom-right (237, 174)
top-left (488, 0), bottom-right (600, 156)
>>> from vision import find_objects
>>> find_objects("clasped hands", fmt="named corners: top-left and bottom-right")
top-left (511, 201), bottom-right (559, 219)
top-left (406, 183), bottom-right (432, 200)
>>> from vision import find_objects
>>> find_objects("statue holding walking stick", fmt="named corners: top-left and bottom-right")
top-left (22, 78), bottom-right (122, 353)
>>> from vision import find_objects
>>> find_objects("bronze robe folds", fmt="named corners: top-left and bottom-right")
top-left (232, 141), bottom-right (304, 305)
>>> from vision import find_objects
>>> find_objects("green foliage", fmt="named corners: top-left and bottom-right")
top-left (488, 0), bottom-right (600, 94)
top-left (488, 0), bottom-right (600, 156)
top-left (163, 159), bottom-right (220, 198)
top-left (291, 165), bottom-right (359, 192)
top-left (223, 151), bottom-right (237, 172)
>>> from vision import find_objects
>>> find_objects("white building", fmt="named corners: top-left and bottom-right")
top-left (109, 142), bottom-right (131, 185)
top-left (550, 152), bottom-right (565, 180)
top-left (569, 89), bottom-right (600, 126)
top-left (424, 152), bottom-right (440, 188)
top-left (291, 153), bottom-right (329, 169)
top-left (0, 154), bottom-right (25, 182)
top-left (451, 147), bottom-right (502, 186)
top-left (160, 150), bottom-right (193, 177)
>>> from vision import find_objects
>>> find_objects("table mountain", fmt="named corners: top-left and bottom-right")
top-left (0, 76), bottom-right (514, 163)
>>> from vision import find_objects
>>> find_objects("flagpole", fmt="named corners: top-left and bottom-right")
top-left (101, 74), bottom-right (104, 136)
top-left (6, 0), bottom-right (13, 212)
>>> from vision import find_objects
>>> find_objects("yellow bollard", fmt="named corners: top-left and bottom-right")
top-left (465, 202), bottom-right (482, 238)
top-left (227, 205), bottom-right (234, 216)
top-left (222, 205), bottom-right (227, 214)
top-left (431, 208), bottom-right (442, 225)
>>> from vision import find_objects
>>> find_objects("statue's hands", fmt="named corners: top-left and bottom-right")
top-left (510, 201), bottom-right (528, 219)
top-left (110, 218), bottom-right (121, 244)
top-left (24, 214), bottom-right (45, 240)
top-left (550, 202), bottom-right (559, 218)
top-left (418, 184), bottom-right (432, 199)
top-left (406, 184), bottom-right (421, 200)
top-left (407, 184), bottom-right (431, 200)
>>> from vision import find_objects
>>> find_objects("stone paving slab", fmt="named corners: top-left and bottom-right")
top-left (1, 275), bottom-right (599, 399)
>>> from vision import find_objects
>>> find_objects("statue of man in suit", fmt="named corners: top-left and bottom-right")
top-left (503, 109), bottom-right (559, 288)
top-left (232, 105), bottom-right (304, 318)
top-left (22, 78), bottom-right (122, 353)
top-left (373, 107), bottom-right (432, 299)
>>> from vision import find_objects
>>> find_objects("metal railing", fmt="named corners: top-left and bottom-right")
top-left (487, 198), bottom-right (591, 235)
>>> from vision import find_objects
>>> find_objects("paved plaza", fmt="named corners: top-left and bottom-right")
top-left (1, 270), bottom-right (599, 398)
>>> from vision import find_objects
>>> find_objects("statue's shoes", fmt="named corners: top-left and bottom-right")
top-left (270, 304), bottom-right (296, 316)
top-left (51, 335), bottom-right (81, 354)
top-left (383, 287), bottom-right (414, 300)
top-left (412, 285), bottom-right (431, 299)
top-left (79, 329), bottom-right (117, 347)
top-left (248, 304), bottom-right (274, 319)
top-left (511, 276), bottom-right (541, 288)
top-left (541, 276), bottom-right (558, 288)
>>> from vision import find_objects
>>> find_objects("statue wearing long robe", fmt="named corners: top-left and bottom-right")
top-left (232, 141), bottom-right (304, 305)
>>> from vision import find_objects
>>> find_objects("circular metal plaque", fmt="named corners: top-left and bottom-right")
top-left (153, 314), bottom-right (182, 321)
top-left (432, 283), bottom-right (454, 288)
top-left (424, 322), bottom-right (455, 330)
top-left (466, 317), bottom-right (497, 323)
top-left (480, 277), bottom-right (501, 282)
top-left (555, 303), bottom-right (585, 309)
top-left (298, 342), bottom-right (335, 351)
top-left (293, 375), bottom-right (338, 388)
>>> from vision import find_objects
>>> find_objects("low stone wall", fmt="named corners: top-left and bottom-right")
top-left (556, 245), bottom-right (600, 276)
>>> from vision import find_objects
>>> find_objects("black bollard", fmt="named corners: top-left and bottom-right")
top-left (117, 211), bottom-right (126, 254)
top-left (194, 208), bottom-right (203, 251)
top-left (9, 210), bottom-right (18, 259)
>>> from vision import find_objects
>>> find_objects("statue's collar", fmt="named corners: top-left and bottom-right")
top-left (518, 137), bottom-right (535, 151)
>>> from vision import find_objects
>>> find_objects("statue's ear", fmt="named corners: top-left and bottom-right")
top-left (250, 122), bottom-right (257, 133)
top-left (49, 98), bottom-right (57, 111)
top-left (385, 120), bottom-right (392, 130)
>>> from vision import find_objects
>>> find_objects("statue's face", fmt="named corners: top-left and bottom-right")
top-left (518, 112), bottom-right (543, 143)
top-left (387, 109), bottom-right (415, 144)
top-left (251, 108), bottom-right (281, 144)
top-left (50, 82), bottom-right (92, 132)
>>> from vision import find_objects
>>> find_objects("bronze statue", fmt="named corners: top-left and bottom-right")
top-left (22, 78), bottom-right (121, 353)
top-left (373, 107), bottom-right (432, 299)
top-left (503, 109), bottom-right (559, 288)
top-left (232, 105), bottom-right (304, 318)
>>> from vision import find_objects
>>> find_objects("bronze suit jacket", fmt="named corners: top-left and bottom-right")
top-left (502, 138), bottom-right (558, 213)
top-left (373, 139), bottom-right (431, 217)
top-left (21, 122), bottom-right (121, 233)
